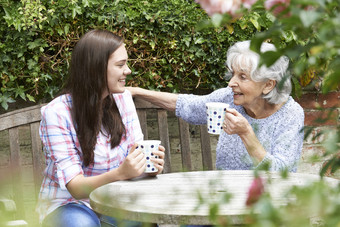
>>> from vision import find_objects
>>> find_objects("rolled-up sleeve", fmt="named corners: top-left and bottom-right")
top-left (40, 104), bottom-right (83, 190)
top-left (175, 94), bottom-right (207, 124)
top-left (123, 90), bottom-right (143, 143)
top-left (176, 87), bottom-right (233, 125)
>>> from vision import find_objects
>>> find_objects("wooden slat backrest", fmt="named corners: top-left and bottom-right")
top-left (156, 110), bottom-right (172, 173)
top-left (200, 125), bottom-right (213, 170)
top-left (8, 127), bottom-right (25, 219)
top-left (30, 122), bottom-right (44, 195)
top-left (0, 104), bottom-right (44, 131)
top-left (0, 104), bottom-right (45, 221)
top-left (133, 97), bottom-right (213, 172)
top-left (178, 118), bottom-right (192, 171)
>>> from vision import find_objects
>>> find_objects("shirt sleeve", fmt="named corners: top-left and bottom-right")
top-left (175, 87), bottom-right (233, 125)
top-left (256, 106), bottom-right (304, 172)
top-left (40, 102), bottom-right (83, 190)
top-left (123, 89), bottom-right (144, 143)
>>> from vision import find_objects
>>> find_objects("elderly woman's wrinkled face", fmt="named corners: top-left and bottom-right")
top-left (228, 65), bottom-right (268, 108)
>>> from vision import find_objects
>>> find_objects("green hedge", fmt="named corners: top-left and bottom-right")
top-left (0, 0), bottom-right (270, 109)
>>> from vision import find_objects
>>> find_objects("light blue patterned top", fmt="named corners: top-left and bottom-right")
top-left (176, 87), bottom-right (304, 172)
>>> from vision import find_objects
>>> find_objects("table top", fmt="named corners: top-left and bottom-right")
top-left (90, 170), bottom-right (339, 225)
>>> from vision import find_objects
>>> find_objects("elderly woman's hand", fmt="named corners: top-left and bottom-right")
top-left (146, 145), bottom-right (165, 176)
top-left (223, 108), bottom-right (252, 136)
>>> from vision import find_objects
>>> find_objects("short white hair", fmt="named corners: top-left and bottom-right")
top-left (226, 40), bottom-right (291, 104)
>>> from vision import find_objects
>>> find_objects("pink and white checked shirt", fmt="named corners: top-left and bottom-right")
top-left (36, 90), bottom-right (143, 222)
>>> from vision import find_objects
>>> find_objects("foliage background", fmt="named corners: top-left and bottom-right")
top-left (0, 0), bottom-right (274, 110)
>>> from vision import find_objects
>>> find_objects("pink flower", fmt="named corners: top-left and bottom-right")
top-left (195, 0), bottom-right (256, 17)
top-left (242, 0), bottom-right (257, 9)
top-left (246, 176), bottom-right (265, 206)
top-left (264, 0), bottom-right (290, 16)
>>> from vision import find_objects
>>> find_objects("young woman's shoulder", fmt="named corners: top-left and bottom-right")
top-left (123, 88), bottom-right (132, 96)
top-left (41, 94), bottom-right (72, 117)
top-left (112, 89), bottom-right (132, 99)
top-left (112, 89), bottom-right (136, 111)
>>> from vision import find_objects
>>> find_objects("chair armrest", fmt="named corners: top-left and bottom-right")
top-left (0, 199), bottom-right (17, 213)
top-left (5, 220), bottom-right (28, 226)
top-left (0, 199), bottom-right (28, 226)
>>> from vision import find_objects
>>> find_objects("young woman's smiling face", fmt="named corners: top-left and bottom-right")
top-left (105, 44), bottom-right (131, 96)
top-left (228, 65), bottom-right (268, 109)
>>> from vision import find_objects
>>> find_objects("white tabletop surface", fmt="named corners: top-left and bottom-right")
top-left (90, 170), bottom-right (339, 225)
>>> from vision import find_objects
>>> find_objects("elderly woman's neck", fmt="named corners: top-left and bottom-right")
top-left (244, 101), bottom-right (284, 119)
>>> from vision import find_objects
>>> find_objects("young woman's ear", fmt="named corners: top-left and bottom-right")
top-left (263, 80), bottom-right (276, 95)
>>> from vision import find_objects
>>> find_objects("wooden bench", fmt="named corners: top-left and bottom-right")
top-left (0, 98), bottom-right (214, 226)
top-left (134, 98), bottom-right (213, 173)
top-left (0, 104), bottom-right (45, 226)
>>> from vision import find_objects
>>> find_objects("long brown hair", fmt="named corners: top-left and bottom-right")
top-left (64, 29), bottom-right (126, 166)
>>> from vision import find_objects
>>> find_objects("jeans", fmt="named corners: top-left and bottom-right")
top-left (42, 203), bottom-right (143, 227)
top-left (186, 225), bottom-right (212, 227)
top-left (182, 225), bottom-right (212, 227)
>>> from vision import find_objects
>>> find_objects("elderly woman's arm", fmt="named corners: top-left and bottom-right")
top-left (126, 87), bottom-right (178, 111)
top-left (127, 87), bottom-right (233, 125)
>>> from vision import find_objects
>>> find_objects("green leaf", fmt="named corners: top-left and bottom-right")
top-left (1, 101), bottom-right (8, 110)
top-left (133, 36), bottom-right (139, 44)
top-left (15, 86), bottom-right (26, 100)
top-left (82, 0), bottom-right (90, 7)
top-left (149, 40), bottom-right (155, 50)
top-left (292, 77), bottom-right (302, 98)
top-left (194, 37), bottom-right (205, 44)
top-left (250, 18), bottom-right (260, 30)
top-left (250, 36), bottom-right (267, 53)
top-left (239, 20), bottom-right (248, 30)
top-left (211, 14), bottom-right (223, 27)
top-left (26, 94), bottom-right (35, 102)
top-left (0, 94), bottom-right (15, 110)
top-left (299, 10), bottom-right (321, 27)
top-left (183, 36), bottom-right (191, 47)
top-left (28, 39), bottom-right (43, 50)
top-left (322, 71), bottom-right (340, 93)
top-left (71, 5), bottom-right (82, 19)
top-left (64, 24), bottom-right (70, 35)
top-left (27, 59), bottom-right (37, 70)
top-left (260, 51), bottom-right (282, 67)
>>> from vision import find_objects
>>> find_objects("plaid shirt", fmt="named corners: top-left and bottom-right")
top-left (36, 90), bottom-right (143, 222)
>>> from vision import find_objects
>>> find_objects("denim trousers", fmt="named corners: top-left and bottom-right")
top-left (42, 203), bottom-right (143, 227)
top-left (183, 225), bottom-right (212, 227)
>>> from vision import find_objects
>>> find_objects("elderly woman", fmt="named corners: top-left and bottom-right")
top-left (128, 40), bottom-right (304, 172)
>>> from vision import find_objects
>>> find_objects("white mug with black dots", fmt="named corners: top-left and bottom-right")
top-left (206, 102), bottom-right (229, 135)
top-left (136, 140), bottom-right (161, 173)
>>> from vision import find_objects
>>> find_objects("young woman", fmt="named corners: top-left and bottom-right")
top-left (36, 29), bottom-right (165, 227)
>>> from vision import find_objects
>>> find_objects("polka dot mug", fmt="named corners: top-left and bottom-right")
top-left (136, 140), bottom-right (161, 173)
top-left (206, 102), bottom-right (229, 135)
